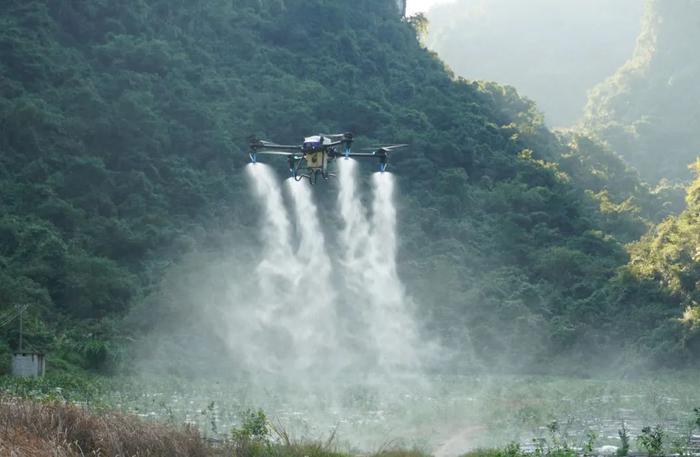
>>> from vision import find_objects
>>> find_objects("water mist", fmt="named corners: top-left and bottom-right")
top-left (133, 161), bottom-right (438, 451)
top-left (230, 161), bottom-right (423, 382)
top-left (284, 177), bottom-right (339, 373)
top-left (336, 160), bottom-right (420, 372)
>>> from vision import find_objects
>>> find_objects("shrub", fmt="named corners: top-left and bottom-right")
top-left (637, 425), bottom-right (665, 457)
top-left (617, 422), bottom-right (630, 457)
top-left (231, 409), bottom-right (271, 457)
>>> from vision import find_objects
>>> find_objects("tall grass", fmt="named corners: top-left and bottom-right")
top-left (0, 395), bottom-right (431, 457)
top-left (0, 395), bottom-right (210, 457)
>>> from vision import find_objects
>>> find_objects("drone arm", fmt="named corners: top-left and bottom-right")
top-left (248, 146), bottom-right (300, 164)
top-left (248, 136), bottom-right (300, 162)
top-left (256, 144), bottom-right (301, 152)
top-left (249, 137), bottom-right (301, 152)
top-left (343, 152), bottom-right (379, 157)
top-left (346, 145), bottom-right (406, 157)
top-left (256, 150), bottom-right (300, 156)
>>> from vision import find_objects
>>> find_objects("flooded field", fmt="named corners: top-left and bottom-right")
top-left (77, 373), bottom-right (700, 455)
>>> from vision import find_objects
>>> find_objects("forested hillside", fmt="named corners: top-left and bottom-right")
top-left (582, 0), bottom-right (700, 183)
top-left (0, 0), bottom-right (694, 373)
top-left (425, 0), bottom-right (643, 126)
top-left (630, 163), bottom-right (700, 311)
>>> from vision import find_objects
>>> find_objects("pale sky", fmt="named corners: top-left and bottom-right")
top-left (405, 0), bottom-right (456, 15)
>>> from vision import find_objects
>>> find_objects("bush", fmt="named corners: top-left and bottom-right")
top-left (637, 426), bottom-right (665, 457)
top-left (231, 409), bottom-right (271, 457)
top-left (617, 422), bottom-right (630, 457)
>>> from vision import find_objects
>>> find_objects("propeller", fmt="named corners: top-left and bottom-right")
top-left (256, 150), bottom-right (298, 156)
top-left (361, 144), bottom-right (408, 153)
top-left (320, 132), bottom-right (353, 141)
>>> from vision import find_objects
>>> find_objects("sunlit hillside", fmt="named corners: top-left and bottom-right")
top-left (582, 0), bottom-right (700, 183)
top-left (425, 0), bottom-right (643, 127)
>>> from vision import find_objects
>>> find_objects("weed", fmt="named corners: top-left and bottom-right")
top-left (231, 409), bottom-right (271, 457)
top-left (669, 436), bottom-right (688, 457)
top-left (637, 425), bottom-right (665, 457)
top-left (531, 421), bottom-right (575, 457)
top-left (583, 430), bottom-right (597, 457)
top-left (201, 400), bottom-right (218, 435)
top-left (617, 422), bottom-right (630, 457)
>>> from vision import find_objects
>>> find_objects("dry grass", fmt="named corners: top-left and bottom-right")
top-left (0, 395), bottom-right (212, 457)
top-left (0, 395), bottom-right (431, 457)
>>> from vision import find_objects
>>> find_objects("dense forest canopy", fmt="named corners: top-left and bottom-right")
top-left (0, 0), bottom-right (697, 373)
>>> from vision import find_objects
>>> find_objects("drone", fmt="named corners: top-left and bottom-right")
top-left (248, 132), bottom-right (407, 183)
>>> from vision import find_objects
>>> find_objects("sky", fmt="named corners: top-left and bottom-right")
top-left (405, 0), bottom-right (456, 15)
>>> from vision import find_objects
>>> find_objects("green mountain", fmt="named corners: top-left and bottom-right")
top-left (582, 0), bottom-right (700, 184)
top-left (0, 0), bottom-right (692, 373)
top-left (608, 163), bottom-right (700, 365)
top-left (425, 0), bottom-right (643, 127)
top-left (631, 163), bottom-right (700, 315)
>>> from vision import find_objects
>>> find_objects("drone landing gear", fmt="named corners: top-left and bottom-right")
top-left (291, 157), bottom-right (309, 183)
top-left (378, 157), bottom-right (388, 173)
top-left (291, 169), bottom-right (331, 185)
top-left (309, 169), bottom-right (330, 185)
top-left (249, 151), bottom-right (257, 163)
top-left (289, 156), bottom-right (331, 185)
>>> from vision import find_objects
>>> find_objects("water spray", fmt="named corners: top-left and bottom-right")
top-left (239, 161), bottom-right (422, 378)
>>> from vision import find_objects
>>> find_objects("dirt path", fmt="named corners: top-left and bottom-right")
top-left (433, 425), bottom-right (488, 457)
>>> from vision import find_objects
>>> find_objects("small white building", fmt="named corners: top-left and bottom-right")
top-left (12, 352), bottom-right (45, 377)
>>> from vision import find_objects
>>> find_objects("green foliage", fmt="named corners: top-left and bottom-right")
top-left (230, 409), bottom-right (350, 457)
top-left (637, 425), bottom-right (665, 457)
top-left (530, 421), bottom-right (576, 457)
top-left (0, 372), bottom-right (104, 403)
top-left (669, 436), bottom-right (690, 457)
top-left (617, 422), bottom-right (630, 457)
top-left (405, 13), bottom-right (429, 42)
top-left (583, 430), bottom-right (597, 457)
top-left (0, 0), bottom-right (693, 372)
top-left (231, 409), bottom-right (271, 457)
top-left (81, 339), bottom-right (108, 370)
top-left (0, 341), bottom-right (11, 375)
top-left (627, 162), bottom-right (700, 301)
top-left (232, 409), bottom-right (270, 444)
top-left (612, 164), bottom-right (700, 364)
